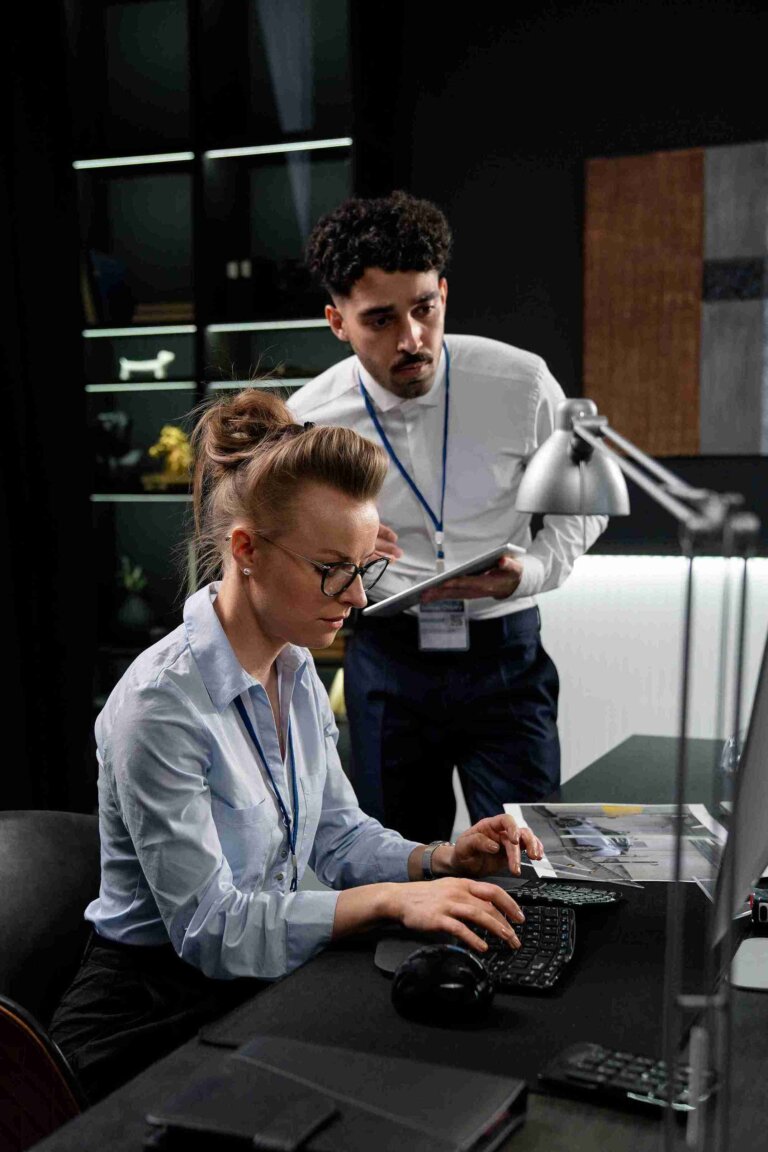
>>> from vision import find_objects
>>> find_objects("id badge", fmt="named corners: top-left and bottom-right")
top-left (418, 600), bottom-right (470, 651)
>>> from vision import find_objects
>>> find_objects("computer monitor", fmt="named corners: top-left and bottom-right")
top-left (713, 621), bottom-right (768, 945)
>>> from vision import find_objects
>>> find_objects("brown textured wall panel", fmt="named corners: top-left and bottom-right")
top-left (584, 149), bottom-right (704, 456)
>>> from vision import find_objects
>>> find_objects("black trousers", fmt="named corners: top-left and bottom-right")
top-left (344, 605), bottom-right (560, 844)
top-left (49, 931), bottom-right (265, 1105)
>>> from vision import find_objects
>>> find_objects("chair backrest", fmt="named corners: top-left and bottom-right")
top-left (0, 994), bottom-right (85, 1152)
top-left (0, 811), bottom-right (100, 1027)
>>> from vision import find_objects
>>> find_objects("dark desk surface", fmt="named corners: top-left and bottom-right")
top-left (32, 735), bottom-right (767, 1152)
top-left (551, 734), bottom-right (723, 805)
top-left (31, 959), bottom-right (768, 1152)
top-left (31, 994), bottom-right (768, 1152)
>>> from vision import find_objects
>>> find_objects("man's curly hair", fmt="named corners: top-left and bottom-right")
top-left (305, 190), bottom-right (452, 297)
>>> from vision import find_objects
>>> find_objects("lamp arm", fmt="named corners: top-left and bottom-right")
top-left (591, 423), bottom-right (703, 496)
top-left (571, 422), bottom-right (700, 526)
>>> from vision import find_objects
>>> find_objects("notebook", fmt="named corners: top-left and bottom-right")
top-left (145, 1034), bottom-right (527, 1152)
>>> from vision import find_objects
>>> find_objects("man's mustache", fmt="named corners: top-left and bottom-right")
top-left (392, 353), bottom-right (433, 371)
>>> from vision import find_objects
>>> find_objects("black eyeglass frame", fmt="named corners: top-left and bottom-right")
top-left (256, 535), bottom-right (389, 598)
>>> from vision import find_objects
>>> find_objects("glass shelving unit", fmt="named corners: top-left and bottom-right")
top-left (68, 0), bottom-right (354, 710)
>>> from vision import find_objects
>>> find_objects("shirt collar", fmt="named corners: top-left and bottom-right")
top-left (357, 345), bottom-right (446, 413)
top-left (184, 583), bottom-right (308, 712)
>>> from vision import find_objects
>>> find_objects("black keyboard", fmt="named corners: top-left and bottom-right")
top-left (539, 1041), bottom-right (714, 1114)
top-left (374, 904), bottom-right (576, 992)
top-left (478, 904), bottom-right (576, 991)
top-left (494, 877), bottom-right (622, 907)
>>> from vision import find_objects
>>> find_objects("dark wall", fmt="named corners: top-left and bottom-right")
top-left (5, 1), bottom-right (765, 813)
top-left (355, 0), bottom-right (768, 552)
top-left (0, 4), bottom-right (95, 810)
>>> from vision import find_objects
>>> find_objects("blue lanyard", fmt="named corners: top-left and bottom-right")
top-left (358, 342), bottom-right (451, 567)
top-left (233, 694), bottom-right (299, 892)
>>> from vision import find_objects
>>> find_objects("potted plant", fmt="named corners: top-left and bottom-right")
top-left (116, 556), bottom-right (153, 635)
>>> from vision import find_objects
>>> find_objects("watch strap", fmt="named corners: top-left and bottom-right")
top-left (422, 840), bottom-right (450, 880)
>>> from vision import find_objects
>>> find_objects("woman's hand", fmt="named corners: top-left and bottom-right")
top-left (389, 876), bottom-right (525, 954)
top-left (333, 820), bottom-right (543, 951)
top-left (333, 816), bottom-right (541, 949)
top-left (440, 813), bottom-right (545, 879)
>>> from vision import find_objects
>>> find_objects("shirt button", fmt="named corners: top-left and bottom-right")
top-left (279, 846), bottom-right (288, 860)
top-left (276, 872), bottom-right (285, 882)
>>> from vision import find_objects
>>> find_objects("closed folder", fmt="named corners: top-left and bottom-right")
top-left (145, 1035), bottom-right (527, 1152)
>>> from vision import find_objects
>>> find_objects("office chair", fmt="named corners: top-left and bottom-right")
top-left (0, 810), bottom-right (100, 1027)
top-left (0, 993), bottom-right (86, 1152)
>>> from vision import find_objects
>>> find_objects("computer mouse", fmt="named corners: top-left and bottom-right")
top-left (391, 944), bottom-right (495, 1027)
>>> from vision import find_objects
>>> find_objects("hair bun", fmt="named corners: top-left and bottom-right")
top-left (193, 388), bottom-right (294, 471)
top-left (187, 389), bottom-right (388, 589)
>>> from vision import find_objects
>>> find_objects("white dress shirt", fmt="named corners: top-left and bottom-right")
top-left (86, 583), bottom-right (418, 979)
top-left (288, 333), bottom-right (607, 619)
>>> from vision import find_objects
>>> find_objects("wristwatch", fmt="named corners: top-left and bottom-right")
top-left (422, 840), bottom-right (451, 880)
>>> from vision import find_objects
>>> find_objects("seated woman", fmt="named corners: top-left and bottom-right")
top-left (51, 389), bottom-right (542, 1103)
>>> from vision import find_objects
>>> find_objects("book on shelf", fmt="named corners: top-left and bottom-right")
top-left (80, 253), bottom-right (99, 325)
top-left (132, 301), bottom-right (195, 324)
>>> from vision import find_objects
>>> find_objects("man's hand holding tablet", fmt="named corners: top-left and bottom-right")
top-left (420, 551), bottom-right (524, 603)
top-left (362, 542), bottom-right (526, 618)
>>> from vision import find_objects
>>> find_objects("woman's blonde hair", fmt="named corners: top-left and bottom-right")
top-left (189, 388), bottom-right (388, 585)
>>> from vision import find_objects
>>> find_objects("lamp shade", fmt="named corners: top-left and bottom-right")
top-left (516, 399), bottom-right (630, 515)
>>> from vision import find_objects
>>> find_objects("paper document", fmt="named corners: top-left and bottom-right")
top-left (504, 802), bottom-right (728, 885)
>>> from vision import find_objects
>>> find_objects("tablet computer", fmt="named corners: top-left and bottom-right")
top-left (362, 543), bottom-right (525, 618)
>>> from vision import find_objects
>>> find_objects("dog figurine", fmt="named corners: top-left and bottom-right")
top-left (118, 349), bottom-right (175, 381)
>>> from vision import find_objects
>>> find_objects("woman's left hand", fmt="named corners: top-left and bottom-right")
top-left (446, 814), bottom-right (545, 878)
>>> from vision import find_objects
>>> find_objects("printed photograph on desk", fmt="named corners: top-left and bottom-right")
top-left (505, 803), bottom-right (727, 886)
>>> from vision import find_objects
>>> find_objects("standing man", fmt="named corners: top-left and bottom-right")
top-left (288, 190), bottom-right (606, 845)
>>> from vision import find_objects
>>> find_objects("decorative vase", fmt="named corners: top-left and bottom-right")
top-left (117, 592), bottom-right (153, 635)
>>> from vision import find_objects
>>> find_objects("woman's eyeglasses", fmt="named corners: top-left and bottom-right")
top-left (258, 535), bottom-right (389, 598)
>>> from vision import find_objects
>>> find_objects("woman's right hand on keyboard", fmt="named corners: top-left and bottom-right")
top-left (390, 877), bottom-right (525, 954)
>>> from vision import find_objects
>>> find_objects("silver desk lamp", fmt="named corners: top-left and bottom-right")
top-left (516, 398), bottom-right (760, 1152)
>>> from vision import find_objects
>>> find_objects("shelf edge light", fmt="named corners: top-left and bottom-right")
top-left (90, 494), bottom-right (192, 503)
top-left (83, 325), bottom-right (197, 338)
top-left (206, 319), bottom-right (327, 333)
top-left (203, 137), bottom-right (352, 160)
top-left (207, 379), bottom-right (309, 391)
top-left (74, 152), bottom-right (195, 170)
top-left (85, 382), bottom-right (197, 394)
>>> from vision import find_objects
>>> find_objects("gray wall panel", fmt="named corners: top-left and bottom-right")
top-left (700, 299), bottom-right (764, 453)
top-left (705, 142), bottom-right (768, 259)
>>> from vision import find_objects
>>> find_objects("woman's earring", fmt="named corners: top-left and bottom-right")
top-left (242, 568), bottom-right (252, 576)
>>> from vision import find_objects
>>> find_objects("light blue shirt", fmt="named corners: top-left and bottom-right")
top-left (86, 583), bottom-right (419, 980)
